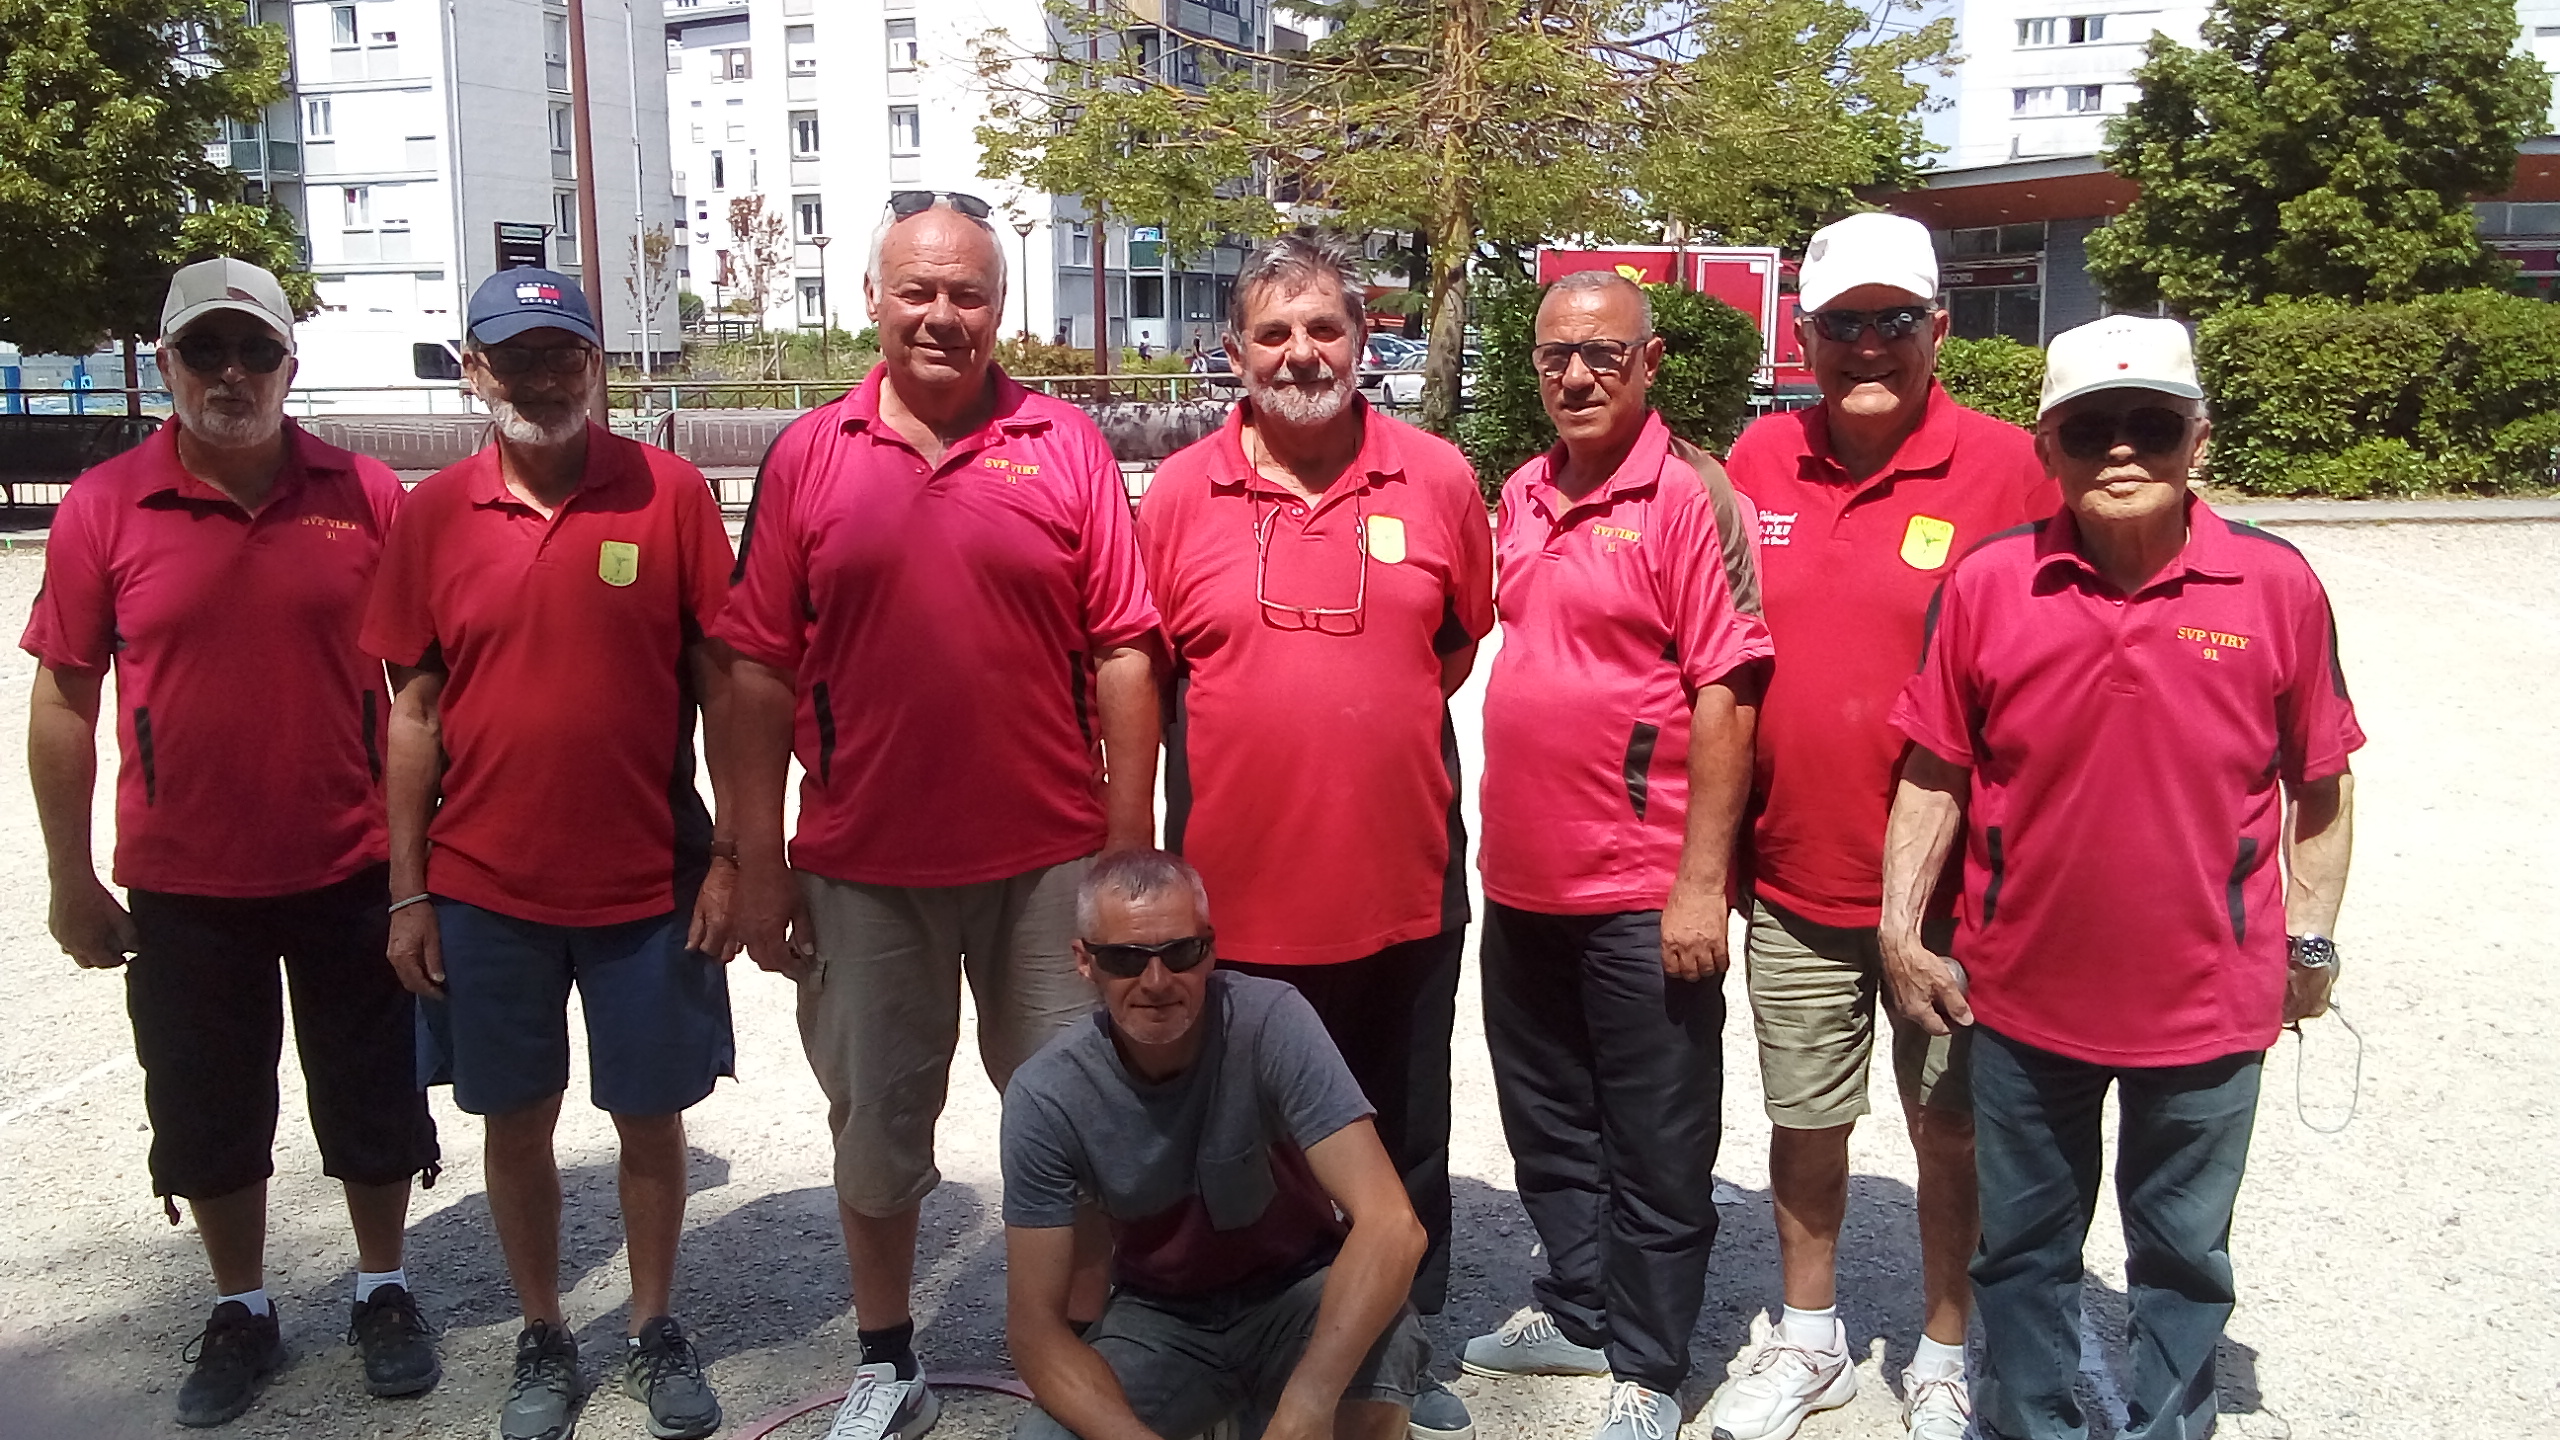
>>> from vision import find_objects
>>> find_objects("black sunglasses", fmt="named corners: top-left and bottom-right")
top-left (477, 344), bottom-right (596, 377)
top-left (2053, 405), bottom-right (2192, 461)
top-left (888, 190), bottom-right (994, 221)
top-left (172, 334), bottom-right (290, 376)
top-left (1805, 306), bottom-right (1933, 344)
top-left (1531, 338), bottom-right (1643, 378)
top-left (1082, 933), bottom-right (1215, 979)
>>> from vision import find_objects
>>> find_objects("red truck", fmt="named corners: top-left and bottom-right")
top-left (1534, 245), bottom-right (1816, 399)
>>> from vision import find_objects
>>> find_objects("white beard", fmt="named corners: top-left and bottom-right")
top-left (173, 389), bottom-right (283, 450)
top-left (1245, 364), bottom-right (1354, 427)
top-left (489, 396), bottom-right (588, 448)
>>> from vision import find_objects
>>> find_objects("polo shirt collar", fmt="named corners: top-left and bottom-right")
top-left (1209, 396), bottom-right (1407, 510)
top-left (467, 422), bottom-right (632, 509)
top-left (2036, 494), bottom-right (2245, 593)
top-left (1801, 381), bottom-right (1960, 485)
top-left (1529, 410), bottom-right (1672, 519)
top-left (141, 418), bottom-right (346, 510)
top-left (836, 362), bottom-right (1053, 452)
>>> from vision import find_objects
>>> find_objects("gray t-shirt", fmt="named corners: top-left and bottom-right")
top-left (1002, 971), bottom-right (1374, 1300)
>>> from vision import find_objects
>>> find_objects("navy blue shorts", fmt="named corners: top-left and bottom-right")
top-left (417, 898), bottom-right (735, 1117)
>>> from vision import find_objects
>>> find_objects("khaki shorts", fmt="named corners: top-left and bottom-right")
top-left (1744, 898), bottom-right (1969, 1128)
top-left (796, 856), bottom-right (1097, 1216)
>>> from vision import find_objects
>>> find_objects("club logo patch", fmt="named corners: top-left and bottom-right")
top-left (1900, 514), bottom-right (1955, 570)
top-left (598, 540), bottom-right (639, 587)
top-left (1365, 513), bottom-right (1408, 564)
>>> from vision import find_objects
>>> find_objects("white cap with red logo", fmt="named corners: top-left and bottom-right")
top-left (1796, 213), bottom-right (1940, 313)
top-left (160, 258), bottom-right (297, 350)
top-left (2038, 315), bottom-right (2204, 417)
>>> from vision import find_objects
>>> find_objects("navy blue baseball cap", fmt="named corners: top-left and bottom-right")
top-left (468, 268), bottom-right (602, 346)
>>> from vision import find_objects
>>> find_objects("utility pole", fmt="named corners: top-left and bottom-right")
top-left (566, 0), bottom-right (608, 421)
top-left (625, 0), bottom-right (652, 379)
top-left (1088, 0), bottom-right (1109, 382)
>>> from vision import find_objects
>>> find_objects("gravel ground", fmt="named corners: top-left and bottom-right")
top-left (1, 518), bottom-right (2555, 1440)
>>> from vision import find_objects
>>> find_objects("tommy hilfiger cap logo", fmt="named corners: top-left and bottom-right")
top-left (516, 281), bottom-right (564, 306)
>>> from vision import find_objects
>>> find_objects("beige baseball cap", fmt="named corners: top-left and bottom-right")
top-left (1797, 212), bottom-right (1939, 312)
top-left (160, 258), bottom-right (297, 350)
top-left (2039, 315), bottom-right (2203, 417)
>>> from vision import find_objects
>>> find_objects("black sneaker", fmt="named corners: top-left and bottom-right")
top-left (347, 1284), bottom-right (441, 1397)
top-left (500, 1320), bottom-right (582, 1440)
top-left (175, 1300), bottom-right (286, 1428)
top-left (620, 1315), bottom-right (721, 1440)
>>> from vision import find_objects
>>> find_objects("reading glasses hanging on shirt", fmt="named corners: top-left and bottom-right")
top-left (1253, 495), bottom-right (1370, 635)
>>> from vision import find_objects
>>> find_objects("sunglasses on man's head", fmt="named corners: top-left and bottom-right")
top-left (2052, 405), bottom-right (2193, 462)
top-left (477, 344), bottom-right (596, 377)
top-left (1805, 305), bottom-right (1932, 344)
top-left (172, 334), bottom-right (290, 376)
top-left (887, 190), bottom-right (994, 221)
top-left (1082, 933), bottom-right (1215, 979)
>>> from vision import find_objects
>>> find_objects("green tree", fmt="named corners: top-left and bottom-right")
top-left (975, 0), bottom-right (1950, 433)
top-left (0, 0), bottom-right (310, 355)
top-left (2085, 0), bottom-right (2551, 313)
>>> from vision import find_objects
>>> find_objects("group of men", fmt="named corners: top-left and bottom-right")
top-left (32, 196), bottom-right (2358, 1440)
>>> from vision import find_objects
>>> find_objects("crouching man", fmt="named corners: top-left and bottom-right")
top-left (1003, 849), bottom-right (1433, 1440)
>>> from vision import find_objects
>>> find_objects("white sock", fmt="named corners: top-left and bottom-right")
top-left (1909, 1334), bottom-right (1966, 1382)
top-left (218, 1287), bottom-right (272, 1318)
top-left (355, 1268), bottom-right (408, 1303)
top-left (1779, 1304), bottom-right (1841, 1352)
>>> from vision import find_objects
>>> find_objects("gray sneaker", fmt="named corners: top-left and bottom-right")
top-left (1596, 1380), bottom-right (1683, 1440)
top-left (1462, 1308), bottom-right (1610, 1378)
top-left (621, 1316), bottom-right (721, 1440)
top-left (1407, 1379), bottom-right (1475, 1439)
top-left (500, 1320), bottom-right (582, 1440)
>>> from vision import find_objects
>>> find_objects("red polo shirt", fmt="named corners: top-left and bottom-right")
top-left (1726, 384), bottom-right (2057, 927)
top-left (1480, 413), bottom-right (1774, 913)
top-left (1889, 499), bottom-right (2365, 1067)
top-left (712, 365), bottom-right (1160, 887)
top-left (1139, 402), bottom-right (1494, 966)
top-left (361, 427), bottom-right (732, 927)
top-left (22, 422), bottom-right (401, 897)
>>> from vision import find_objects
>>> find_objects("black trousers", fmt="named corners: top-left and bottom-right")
top-left (1225, 926), bottom-right (1462, 1315)
top-left (1481, 903), bottom-right (1725, 1392)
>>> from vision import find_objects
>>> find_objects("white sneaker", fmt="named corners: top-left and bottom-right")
top-left (1706, 1316), bottom-right (1856, 1440)
top-left (1594, 1380), bottom-right (1683, 1440)
top-left (823, 1361), bottom-right (941, 1440)
top-left (1900, 1367), bottom-right (1972, 1440)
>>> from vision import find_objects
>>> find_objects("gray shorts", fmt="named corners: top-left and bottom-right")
top-left (1011, 1265), bottom-right (1432, 1439)
top-left (795, 857), bottom-right (1097, 1216)
top-left (1744, 897), bottom-right (1970, 1129)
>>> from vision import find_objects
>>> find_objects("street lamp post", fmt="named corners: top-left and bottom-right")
top-left (811, 233), bottom-right (832, 379)
top-left (1012, 215), bottom-right (1035, 341)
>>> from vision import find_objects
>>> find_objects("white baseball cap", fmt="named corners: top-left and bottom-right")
top-left (2038, 315), bottom-right (2203, 417)
top-left (160, 257), bottom-right (297, 350)
top-left (1797, 212), bottom-right (1939, 313)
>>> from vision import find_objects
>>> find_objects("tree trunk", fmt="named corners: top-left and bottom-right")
top-left (1417, 0), bottom-right (1484, 437)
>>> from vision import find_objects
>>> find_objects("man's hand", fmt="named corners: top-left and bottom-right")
top-left (687, 859), bottom-right (742, 962)
top-left (50, 874), bottom-right (137, 969)
top-left (1881, 933), bottom-right (1972, 1036)
top-left (737, 852), bottom-right (814, 979)
top-left (387, 904), bottom-right (446, 997)
top-left (1659, 877), bottom-right (1730, 981)
top-left (2282, 956), bottom-right (2338, 1024)
top-left (1257, 1396), bottom-right (1335, 1440)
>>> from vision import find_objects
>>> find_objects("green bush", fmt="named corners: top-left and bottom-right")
top-left (2196, 289), bottom-right (2560, 495)
top-left (1456, 275), bottom-right (1762, 498)
top-left (1935, 336), bottom-right (2045, 428)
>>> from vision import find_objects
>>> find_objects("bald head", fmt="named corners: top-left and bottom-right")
top-left (868, 205), bottom-right (1006, 300)
top-left (868, 204), bottom-right (1008, 397)
top-left (1536, 270), bottom-right (1652, 341)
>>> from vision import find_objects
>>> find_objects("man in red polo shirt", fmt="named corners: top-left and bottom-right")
top-left (1716, 213), bottom-right (2058, 1440)
top-left (25, 258), bottom-right (439, 1429)
top-left (716, 192), bottom-right (1162, 1440)
top-left (1136, 232), bottom-right (1493, 1440)
top-left (365, 269), bottom-right (735, 1440)
top-left (1464, 270), bottom-right (1771, 1440)
top-left (1880, 315), bottom-right (2358, 1440)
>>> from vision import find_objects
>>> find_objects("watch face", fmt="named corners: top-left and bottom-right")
top-left (2291, 935), bottom-right (2338, 967)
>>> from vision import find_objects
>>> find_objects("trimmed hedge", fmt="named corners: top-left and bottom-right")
top-left (1455, 276), bottom-right (1762, 497)
top-left (2196, 290), bottom-right (2560, 496)
top-left (1935, 336), bottom-right (2046, 428)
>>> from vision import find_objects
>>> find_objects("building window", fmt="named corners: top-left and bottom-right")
top-left (889, 105), bottom-right (920, 155)
top-left (553, 190), bottom-right (578, 240)
top-left (330, 4), bottom-right (356, 46)
top-left (2012, 87), bottom-right (2053, 114)
top-left (367, 26), bottom-right (396, 44)
top-left (886, 18), bottom-right (917, 69)
top-left (787, 24), bottom-right (816, 74)
top-left (710, 150), bottom-right (726, 188)
top-left (1071, 222), bottom-right (1090, 266)
top-left (792, 111), bottom-right (821, 155)
top-left (545, 15), bottom-right (570, 89)
top-left (1130, 275), bottom-right (1165, 319)
top-left (796, 195), bottom-right (824, 237)
top-left (666, 37), bottom-right (682, 71)
top-left (305, 96), bottom-right (333, 138)
top-left (2016, 17), bottom-right (2053, 45)
top-left (799, 277), bottom-right (827, 324)
top-left (690, 123), bottom-right (705, 142)
top-left (713, 46), bottom-right (750, 80)
top-left (2066, 84), bottom-right (2104, 112)
top-left (2019, 14), bottom-right (2105, 45)
top-left (342, 185), bottom-right (371, 228)
top-left (550, 104), bottom-right (574, 153)
top-left (2070, 14), bottom-right (2104, 42)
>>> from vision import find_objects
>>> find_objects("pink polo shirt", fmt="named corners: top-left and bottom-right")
top-left (713, 365), bottom-right (1161, 887)
top-left (1481, 413), bottom-right (1774, 913)
top-left (1890, 499), bottom-right (2364, 1067)
top-left (1139, 402), bottom-right (1494, 966)
top-left (23, 422), bottom-right (402, 898)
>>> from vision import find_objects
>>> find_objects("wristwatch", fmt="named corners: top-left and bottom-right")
top-left (2287, 934), bottom-right (2338, 969)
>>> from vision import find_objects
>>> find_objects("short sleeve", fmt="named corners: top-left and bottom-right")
top-left (360, 494), bottom-right (442, 669)
top-left (1076, 433), bottom-right (1162, 653)
top-left (2275, 565), bottom-right (2364, 783)
top-left (20, 480), bottom-right (117, 673)
top-left (1252, 983), bottom-right (1376, 1153)
top-left (669, 460), bottom-right (736, 641)
top-left (1658, 493), bottom-right (1774, 694)
top-left (1890, 571), bottom-right (1982, 767)
top-left (999, 1085), bottom-right (1088, 1230)
top-left (711, 416), bottom-right (819, 670)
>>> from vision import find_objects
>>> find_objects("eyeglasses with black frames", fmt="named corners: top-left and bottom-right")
top-left (1530, 338), bottom-right (1643, 379)
top-left (171, 335), bottom-right (290, 376)
top-left (2051, 405), bottom-right (2194, 462)
top-left (1083, 934), bottom-right (1216, 979)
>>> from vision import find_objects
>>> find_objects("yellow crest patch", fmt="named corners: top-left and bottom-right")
top-left (1365, 513), bottom-right (1408, 565)
top-left (1900, 514), bottom-right (1955, 571)
top-left (598, 540), bottom-right (639, 587)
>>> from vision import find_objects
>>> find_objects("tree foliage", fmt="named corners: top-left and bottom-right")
top-left (724, 194), bottom-right (792, 338)
top-left (0, 0), bottom-right (309, 354)
top-left (2085, 0), bottom-right (2551, 313)
top-left (1933, 336), bottom-right (2045, 427)
top-left (974, 0), bottom-right (1950, 431)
